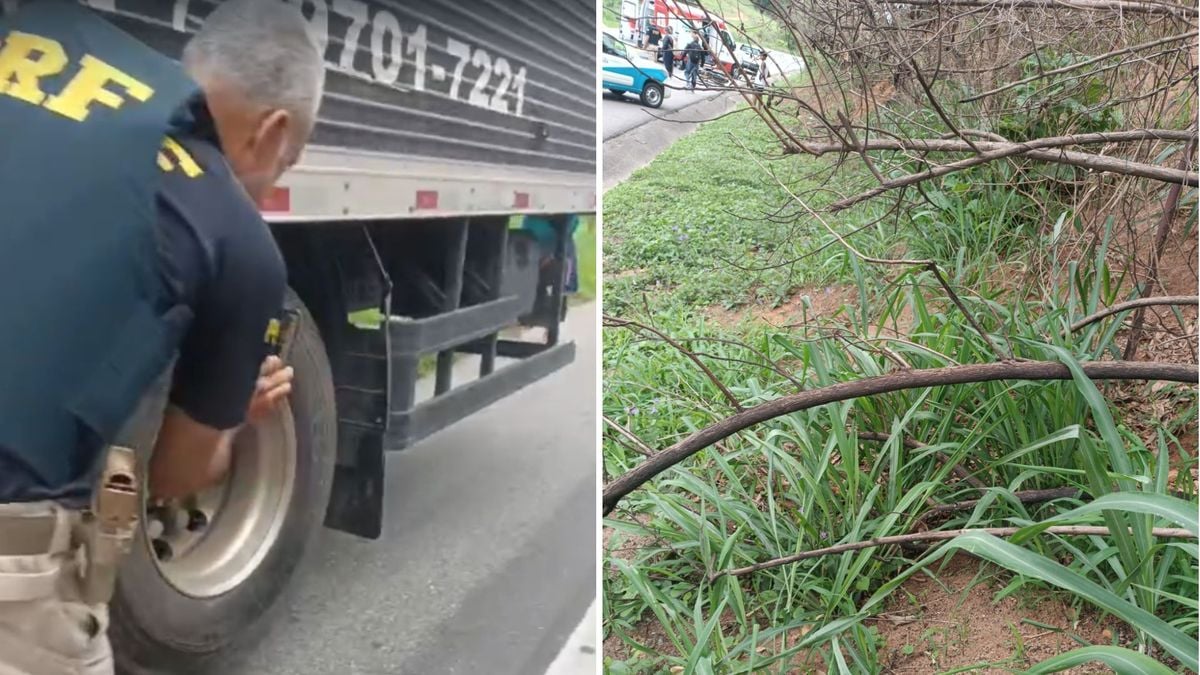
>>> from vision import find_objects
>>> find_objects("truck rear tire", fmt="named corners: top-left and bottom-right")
top-left (640, 81), bottom-right (664, 108)
top-left (110, 290), bottom-right (337, 673)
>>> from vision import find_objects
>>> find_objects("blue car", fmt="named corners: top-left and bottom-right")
top-left (602, 29), bottom-right (669, 108)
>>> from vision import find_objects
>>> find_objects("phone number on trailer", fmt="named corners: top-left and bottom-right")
top-left (179, 0), bottom-right (531, 116)
top-left (24, 0), bottom-right (536, 117)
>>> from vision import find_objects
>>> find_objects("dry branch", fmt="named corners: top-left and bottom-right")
top-left (604, 415), bottom-right (656, 457)
top-left (882, 0), bottom-right (1198, 16)
top-left (913, 487), bottom-right (1082, 527)
top-left (1070, 295), bottom-right (1199, 332)
top-left (811, 131), bottom-right (1196, 210)
top-left (960, 32), bottom-right (1199, 103)
top-left (712, 525), bottom-right (1197, 579)
top-left (605, 315), bottom-right (745, 412)
top-left (856, 430), bottom-right (987, 488)
top-left (603, 360), bottom-right (1198, 515)
top-left (1123, 136), bottom-right (1198, 359)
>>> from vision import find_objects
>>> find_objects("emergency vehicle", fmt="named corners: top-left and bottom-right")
top-left (619, 0), bottom-right (743, 76)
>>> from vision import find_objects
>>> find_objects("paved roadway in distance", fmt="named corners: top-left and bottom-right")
top-left (603, 69), bottom-right (723, 140)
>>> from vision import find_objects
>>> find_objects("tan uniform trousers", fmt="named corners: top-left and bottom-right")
top-left (0, 502), bottom-right (113, 675)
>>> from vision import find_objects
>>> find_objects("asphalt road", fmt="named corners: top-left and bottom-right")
top-left (602, 69), bottom-right (722, 140)
top-left (216, 306), bottom-right (598, 675)
top-left (603, 51), bottom-right (804, 141)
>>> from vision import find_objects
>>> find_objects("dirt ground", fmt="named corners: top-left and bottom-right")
top-left (706, 283), bottom-right (861, 328)
top-left (602, 551), bottom-right (1119, 673)
top-left (874, 554), bottom-right (1114, 674)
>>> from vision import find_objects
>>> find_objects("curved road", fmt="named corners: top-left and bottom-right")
top-left (214, 307), bottom-right (598, 675)
top-left (603, 69), bottom-right (724, 140)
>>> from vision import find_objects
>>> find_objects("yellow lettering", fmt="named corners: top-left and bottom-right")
top-left (0, 31), bottom-right (68, 106)
top-left (44, 54), bottom-right (153, 122)
top-left (263, 319), bottom-right (281, 346)
top-left (160, 137), bottom-right (203, 178)
top-left (156, 151), bottom-right (173, 172)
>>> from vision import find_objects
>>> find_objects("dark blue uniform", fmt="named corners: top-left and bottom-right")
top-left (0, 5), bottom-right (286, 506)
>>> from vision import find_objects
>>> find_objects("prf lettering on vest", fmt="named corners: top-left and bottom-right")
top-left (0, 29), bottom-right (154, 122)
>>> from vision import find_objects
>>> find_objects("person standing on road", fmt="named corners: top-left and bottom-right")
top-left (699, 18), bottom-right (714, 67)
top-left (660, 27), bottom-right (676, 79)
top-left (685, 32), bottom-right (704, 90)
top-left (0, 1), bottom-right (325, 673)
top-left (755, 50), bottom-right (770, 89)
top-left (645, 23), bottom-right (661, 55)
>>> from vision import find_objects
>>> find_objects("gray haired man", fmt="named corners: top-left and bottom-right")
top-left (0, 1), bottom-right (325, 673)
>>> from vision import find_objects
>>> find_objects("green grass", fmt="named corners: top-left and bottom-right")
top-left (602, 104), bottom-right (1199, 673)
top-left (604, 271), bottom-right (1198, 673)
top-left (576, 214), bottom-right (598, 301)
top-left (603, 108), bottom-right (897, 316)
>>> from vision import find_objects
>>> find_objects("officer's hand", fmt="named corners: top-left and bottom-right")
top-left (246, 356), bottom-right (294, 423)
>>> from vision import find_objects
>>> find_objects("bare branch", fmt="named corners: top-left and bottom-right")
top-left (961, 31), bottom-right (1199, 103)
top-left (856, 430), bottom-right (987, 488)
top-left (884, 0), bottom-right (1198, 17)
top-left (713, 525), bottom-right (1197, 579)
top-left (603, 415), bottom-right (657, 457)
top-left (603, 360), bottom-right (1198, 515)
top-left (604, 315), bottom-right (745, 412)
top-left (1070, 295), bottom-right (1199, 332)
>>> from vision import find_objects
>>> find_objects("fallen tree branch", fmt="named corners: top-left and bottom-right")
top-left (928, 263), bottom-right (1011, 360)
top-left (913, 487), bottom-right (1082, 527)
top-left (1124, 136), bottom-right (1197, 359)
top-left (856, 430), bottom-right (987, 488)
top-left (882, 0), bottom-right (1198, 17)
top-left (603, 415), bottom-right (657, 457)
top-left (812, 130), bottom-right (1197, 210)
top-left (604, 315), bottom-right (745, 412)
top-left (960, 32), bottom-right (1199, 103)
top-left (803, 130), bottom-right (1196, 159)
top-left (712, 525), bottom-right (1197, 579)
top-left (603, 360), bottom-right (1198, 515)
top-left (1070, 295), bottom-right (1199, 332)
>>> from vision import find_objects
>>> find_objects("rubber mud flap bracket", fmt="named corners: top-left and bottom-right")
top-left (323, 426), bottom-right (385, 539)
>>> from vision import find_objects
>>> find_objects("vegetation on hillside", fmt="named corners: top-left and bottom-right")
top-left (603, 1), bottom-right (1197, 671)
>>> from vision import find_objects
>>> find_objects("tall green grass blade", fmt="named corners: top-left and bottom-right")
top-left (1022, 645), bottom-right (1176, 674)
top-left (936, 532), bottom-right (1198, 671)
top-left (1050, 492), bottom-right (1199, 536)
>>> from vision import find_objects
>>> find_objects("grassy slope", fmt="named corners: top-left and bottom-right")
top-left (602, 107), bottom-right (1198, 672)
top-left (603, 107), bottom-right (883, 315)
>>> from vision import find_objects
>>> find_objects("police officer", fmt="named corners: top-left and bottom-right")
top-left (0, 1), bottom-right (326, 672)
top-left (660, 26), bottom-right (676, 79)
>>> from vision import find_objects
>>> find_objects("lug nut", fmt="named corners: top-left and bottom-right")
top-left (186, 509), bottom-right (209, 532)
top-left (152, 538), bottom-right (173, 562)
top-left (145, 517), bottom-right (164, 539)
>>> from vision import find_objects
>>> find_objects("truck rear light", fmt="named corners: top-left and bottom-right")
top-left (513, 191), bottom-right (531, 208)
top-left (415, 190), bottom-right (439, 210)
top-left (260, 186), bottom-right (291, 213)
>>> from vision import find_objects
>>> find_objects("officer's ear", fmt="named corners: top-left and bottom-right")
top-left (251, 108), bottom-right (292, 167)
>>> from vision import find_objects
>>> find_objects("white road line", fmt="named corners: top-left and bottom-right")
top-left (543, 599), bottom-right (598, 674)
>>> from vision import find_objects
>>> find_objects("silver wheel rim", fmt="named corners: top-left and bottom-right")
top-left (146, 407), bottom-right (297, 598)
top-left (648, 87), bottom-right (662, 105)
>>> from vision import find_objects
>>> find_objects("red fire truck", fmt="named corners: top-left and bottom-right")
top-left (619, 0), bottom-right (744, 76)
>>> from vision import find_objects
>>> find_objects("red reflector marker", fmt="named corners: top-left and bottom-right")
top-left (260, 186), bottom-right (291, 213)
top-left (513, 191), bottom-right (531, 208)
top-left (415, 190), bottom-right (439, 210)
